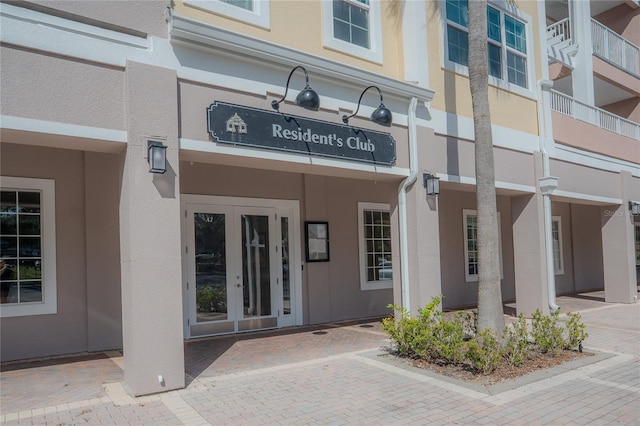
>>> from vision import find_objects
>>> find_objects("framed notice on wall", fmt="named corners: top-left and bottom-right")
top-left (305, 221), bottom-right (330, 262)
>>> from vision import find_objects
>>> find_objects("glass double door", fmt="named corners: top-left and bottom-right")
top-left (186, 204), bottom-right (294, 337)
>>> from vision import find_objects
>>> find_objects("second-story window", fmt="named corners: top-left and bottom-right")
top-left (220, 0), bottom-right (253, 11)
top-left (445, 0), bottom-right (529, 90)
top-left (185, 0), bottom-right (270, 29)
top-left (333, 0), bottom-right (370, 49)
top-left (323, 0), bottom-right (383, 63)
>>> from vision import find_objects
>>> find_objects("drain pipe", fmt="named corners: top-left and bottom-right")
top-left (537, 79), bottom-right (560, 312)
top-left (398, 97), bottom-right (419, 313)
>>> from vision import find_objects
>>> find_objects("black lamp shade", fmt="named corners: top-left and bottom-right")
top-left (371, 105), bottom-right (393, 127)
top-left (342, 85), bottom-right (392, 127)
top-left (272, 65), bottom-right (320, 112)
top-left (295, 86), bottom-right (320, 111)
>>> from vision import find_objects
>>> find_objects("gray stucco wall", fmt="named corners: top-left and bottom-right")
top-left (1, 144), bottom-right (122, 361)
top-left (179, 163), bottom-right (395, 325)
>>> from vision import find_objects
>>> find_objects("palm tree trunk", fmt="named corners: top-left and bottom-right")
top-left (468, 0), bottom-right (505, 336)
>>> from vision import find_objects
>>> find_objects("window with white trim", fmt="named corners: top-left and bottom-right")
top-left (444, 0), bottom-right (530, 90)
top-left (635, 223), bottom-right (640, 266)
top-left (1, 177), bottom-right (57, 318)
top-left (358, 202), bottom-right (392, 290)
top-left (463, 209), bottom-right (502, 282)
top-left (552, 216), bottom-right (564, 275)
top-left (185, 0), bottom-right (270, 29)
top-left (323, 0), bottom-right (383, 63)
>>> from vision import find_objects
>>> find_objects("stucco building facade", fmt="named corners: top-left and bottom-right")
top-left (1, 0), bottom-right (638, 395)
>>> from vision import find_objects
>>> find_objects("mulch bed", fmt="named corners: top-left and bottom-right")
top-left (397, 350), bottom-right (593, 386)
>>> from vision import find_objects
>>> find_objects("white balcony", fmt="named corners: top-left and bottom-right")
top-left (591, 19), bottom-right (640, 77)
top-left (550, 90), bottom-right (640, 140)
top-left (546, 18), bottom-right (639, 77)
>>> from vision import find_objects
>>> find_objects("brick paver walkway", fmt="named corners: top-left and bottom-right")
top-left (2, 296), bottom-right (639, 425)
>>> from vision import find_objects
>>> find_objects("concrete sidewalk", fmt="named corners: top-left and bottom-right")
top-left (1, 295), bottom-right (639, 425)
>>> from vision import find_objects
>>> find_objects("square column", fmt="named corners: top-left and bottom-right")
top-left (120, 62), bottom-right (185, 395)
top-left (602, 173), bottom-right (638, 303)
top-left (512, 192), bottom-right (550, 315)
top-left (402, 179), bottom-right (442, 315)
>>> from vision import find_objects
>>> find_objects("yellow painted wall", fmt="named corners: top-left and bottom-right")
top-left (173, 0), bottom-right (403, 78)
top-left (426, 0), bottom-right (542, 136)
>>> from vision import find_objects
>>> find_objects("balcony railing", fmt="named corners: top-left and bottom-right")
top-left (547, 18), bottom-right (571, 43)
top-left (550, 90), bottom-right (640, 140)
top-left (592, 19), bottom-right (640, 76)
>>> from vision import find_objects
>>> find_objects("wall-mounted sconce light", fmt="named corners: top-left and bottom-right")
top-left (629, 201), bottom-right (640, 216)
top-left (271, 65), bottom-right (320, 112)
top-left (423, 173), bottom-right (440, 196)
top-left (148, 141), bottom-right (167, 174)
top-left (342, 85), bottom-right (392, 127)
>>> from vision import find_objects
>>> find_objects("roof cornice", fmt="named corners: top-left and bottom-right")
top-left (169, 12), bottom-right (435, 104)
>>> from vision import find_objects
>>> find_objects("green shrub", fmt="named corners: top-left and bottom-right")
top-left (564, 312), bottom-right (588, 352)
top-left (503, 314), bottom-right (530, 366)
top-left (382, 299), bottom-right (589, 376)
top-left (531, 309), bottom-right (565, 356)
top-left (381, 305), bottom-right (422, 357)
top-left (465, 329), bottom-right (503, 374)
top-left (424, 312), bottom-right (467, 364)
top-left (383, 296), bottom-right (453, 360)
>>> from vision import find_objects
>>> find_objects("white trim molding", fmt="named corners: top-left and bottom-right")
top-left (180, 138), bottom-right (410, 179)
top-left (169, 11), bottom-right (435, 104)
top-left (1, 116), bottom-right (127, 143)
top-left (0, 176), bottom-right (57, 318)
top-left (426, 109), bottom-right (539, 154)
top-left (358, 202), bottom-right (393, 290)
top-left (463, 209), bottom-right (503, 283)
top-left (551, 216), bottom-right (564, 275)
top-left (0, 2), bottom-right (149, 67)
top-left (184, 0), bottom-right (270, 30)
top-left (322, 0), bottom-right (383, 64)
top-left (439, 0), bottom-right (536, 99)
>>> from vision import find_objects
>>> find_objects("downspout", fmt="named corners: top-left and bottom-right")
top-left (537, 79), bottom-right (560, 312)
top-left (398, 97), bottom-right (419, 312)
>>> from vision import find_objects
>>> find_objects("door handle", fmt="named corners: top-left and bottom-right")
top-left (236, 283), bottom-right (242, 288)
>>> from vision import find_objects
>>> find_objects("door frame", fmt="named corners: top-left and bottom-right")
top-left (181, 194), bottom-right (303, 338)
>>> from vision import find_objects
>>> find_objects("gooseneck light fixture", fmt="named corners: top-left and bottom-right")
top-left (423, 173), bottom-right (440, 196)
top-left (342, 85), bottom-right (393, 127)
top-left (271, 65), bottom-right (320, 112)
top-left (148, 140), bottom-right (167, 174)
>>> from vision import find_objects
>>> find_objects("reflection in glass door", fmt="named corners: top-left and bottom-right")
top-left (241, 214), bottom-right (271, 317)
top-left (187, 205), bottom-right (279, 336)
top-left (185, 199), bottom-right (300, 338)
top-left (194, 213), bottom-right (227, 323)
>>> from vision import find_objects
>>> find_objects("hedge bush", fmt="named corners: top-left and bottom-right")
top-left (382, 297), bottom-right (588, 375)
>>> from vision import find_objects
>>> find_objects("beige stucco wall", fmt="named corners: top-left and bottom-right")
top-left (426, 0), bottom-right (541, 136)
top-left (551, 159), bottom-right (626, 199)
top-left (0, 143), bottom-right (122, 362)
top-left (437, 189), bottom-right (516, 309)
top-left (425, 132), bottom-right (536, 188)
top-left (570, 204), bottom-right (605, 292)
top-left (0, 46), bottom-right (125, 131)
top-left (180, 162), bottom-right (396, 324)
top-left (26, 0), bottom-right (169, 38)
top-left (173, 0), bottom-right (403, 77)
